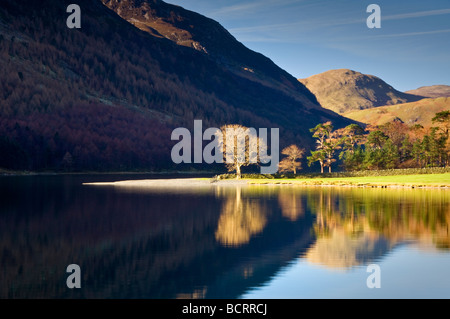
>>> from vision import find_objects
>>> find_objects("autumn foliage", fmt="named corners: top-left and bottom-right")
top-left (307, 112), bottom-right (450, 173)
top-left (0, 103), bottom-right (174, 170)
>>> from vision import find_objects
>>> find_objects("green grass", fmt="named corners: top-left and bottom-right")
top-left (246, 173), bottom-right (450, 187)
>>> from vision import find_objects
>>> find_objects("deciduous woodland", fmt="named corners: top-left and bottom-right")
top-left (0, 0), bottom-right (353, 171)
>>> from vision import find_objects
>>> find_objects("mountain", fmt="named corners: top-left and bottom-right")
top-left (0, 0), bottom-right (351, 171)
top-left (344, 97), bottom-right (450, 127)
top-left (405, 85), bottom-right (450, 98)
top-left (299, 69), bottom-right (425, 114)
top-left (101, 0), bottom-right (317, 104)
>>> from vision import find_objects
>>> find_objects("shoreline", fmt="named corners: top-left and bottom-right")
top-left (4, 169), bottom-right (450, 190)
top-left (245, 180), bottom-right (450, 189)
top-left (83, 178), bottom-right (247, 188)
top-left (0, 170), bottom-right (220, 177)
top-left (83, 177), bottom-right (450, 189)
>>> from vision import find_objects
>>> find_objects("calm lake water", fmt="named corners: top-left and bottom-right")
top-left (1, 174), bottom-right (450, 299)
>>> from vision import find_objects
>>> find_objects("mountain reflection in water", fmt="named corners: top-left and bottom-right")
top-left (1, 175), bottom-right (449, 298)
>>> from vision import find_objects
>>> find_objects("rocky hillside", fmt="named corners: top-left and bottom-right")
top-left (299, 69), bottom-right (424, 114)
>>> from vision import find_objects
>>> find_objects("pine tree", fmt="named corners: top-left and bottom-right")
top-left (308, 122), bottom-right (341, 173)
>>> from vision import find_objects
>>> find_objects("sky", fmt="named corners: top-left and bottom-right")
top-left (165, 0), bottom-right (450, 92)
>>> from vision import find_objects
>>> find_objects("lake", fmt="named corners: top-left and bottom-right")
top-left (1, 174), bottom-right (450, 299)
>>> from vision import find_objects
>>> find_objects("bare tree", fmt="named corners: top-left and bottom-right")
top-left (215, 124), bottom-right (267, 179)
top-left (278, 144), bottom-right (305, 174)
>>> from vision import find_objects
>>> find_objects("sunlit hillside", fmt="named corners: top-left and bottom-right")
top-left (344, 97), bottom-right (450, 127)
top-left (299, 69), bottom-right (424, 114)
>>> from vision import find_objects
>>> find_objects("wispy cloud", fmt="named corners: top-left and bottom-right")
top-left (228, 18), bottom-right (358, 34)
top-left (229, 8), bottom-right (450, 35)
top-left (383, 8), bottom-right (450, 21)
top-left (209, 0), bottom-right (302, 17)
top-left (368, 28), bottom-right (450, 38)
top-left (235, 27), bottom-right (450, 45)
top-left (229, 22), bottom-right (300, 34)
top-left (231, 35), bottom-right (294, 43)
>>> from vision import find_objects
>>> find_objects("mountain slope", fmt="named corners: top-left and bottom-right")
top-left (0, 0), bottom-right (352, 171)
top-left (406, 85), bottom-right (450, 98)
top-left (299, 69), bottom-right (425, 114)
top-left (101, 0), bottom-right (319, 107)
top-left (344, 97), bottom-right (450, 127)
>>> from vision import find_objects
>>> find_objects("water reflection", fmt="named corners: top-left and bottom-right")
top-left (304, 188), bottom-right (450, 269)
top-left (306, 229), bottom-right (391, 269)
top-left (278, 188), bottom-right (304, 221)
top-left (215, 186), bottom-right (268, 247)
top-left (1, 176), bottom-right (450, 298)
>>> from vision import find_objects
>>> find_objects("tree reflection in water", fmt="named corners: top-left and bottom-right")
top-left (215, 186), bottom-right (268, 247)
top-left (277, 187), bottom-right (304, 221)
top-left (304, 187), bottom-right (450, 269)
top-left (2, 175), bottom-right (450, 298)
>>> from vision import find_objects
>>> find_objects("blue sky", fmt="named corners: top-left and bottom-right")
top-left (165, 0), bottom-right (450, 92)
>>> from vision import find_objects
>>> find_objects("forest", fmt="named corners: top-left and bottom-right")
top-left (0, 103), bottom-right (174, 170)
top-left (0, 0), bottom-right (351, 171)
top-left (304, 111), bottom-right (450, 173)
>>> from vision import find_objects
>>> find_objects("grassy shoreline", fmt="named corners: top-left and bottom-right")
top-left (243, 173), bottom-right (450, 188)
top-left (4, 167), bottom-right (450, 189)
top-left (211, 168), bottom-right (450, 189)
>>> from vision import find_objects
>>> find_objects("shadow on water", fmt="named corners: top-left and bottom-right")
top-left (0, 175), bottom-right (449, 298)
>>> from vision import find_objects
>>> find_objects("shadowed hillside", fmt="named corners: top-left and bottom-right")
top-left (101, 0), bottom-right (319, 105)
top-left (0, 0), bottom-right (352, 171)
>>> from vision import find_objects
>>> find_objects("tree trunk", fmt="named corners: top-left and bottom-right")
top-left (329, 165), bottom-right (332, 173)
top-left (320, 161), bottom-right (324, 174)
top-left (236, 164), bottom-right (241, 179)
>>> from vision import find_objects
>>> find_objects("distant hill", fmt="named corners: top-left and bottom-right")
top-left (344, 97), bottom-right (450, 127)
top-left (405, 85), bottom-right (450, 98)
top-left (0, 0), bottom-right (351, 171)
top-left (299, 69), bottom-right (424, 114)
